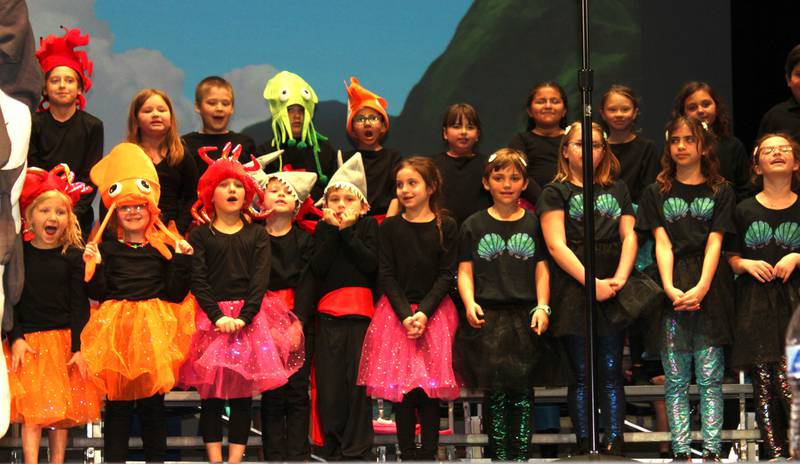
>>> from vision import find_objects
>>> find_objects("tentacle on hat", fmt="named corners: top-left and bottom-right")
top-left (20, 164), bottom-right (93, 241)
top-left (35, 26), bottom-right (93, 111)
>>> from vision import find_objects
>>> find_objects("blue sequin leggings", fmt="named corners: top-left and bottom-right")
top-left (661, 344), bottom-right (724, 455)
top-left (564, 334), bottom-right (626, 445)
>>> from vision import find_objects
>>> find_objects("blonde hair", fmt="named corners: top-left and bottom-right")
top-left (25, 190), bottom-right (84, 253)
top-left (554, 121), bottom-right (619, 186)
top-left (127, 88), bottom-right (185, 166)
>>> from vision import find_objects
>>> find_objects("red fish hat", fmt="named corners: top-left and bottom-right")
top-left (192, 143), bottom-right (268, 224)
top-left (20, 164), bottom-right (93, 240)
top-left (35, 26), bottom-right (93, 110)
top-left (345, 77), bottom-right (388, 135)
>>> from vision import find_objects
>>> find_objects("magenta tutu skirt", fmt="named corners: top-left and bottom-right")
top-left (357, 295), bottom-right (460, 402)
top-left (178, 293), bottom-right (304, 399)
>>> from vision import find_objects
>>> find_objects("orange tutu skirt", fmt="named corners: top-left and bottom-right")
top-left (80, 296), bottom-right (196, 400)
top-left (4, 329), bottom-right (102, 427)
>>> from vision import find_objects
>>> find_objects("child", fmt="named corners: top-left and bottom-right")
top-left (309, 153), bottom-right (378, 460)
top-left (673, 81), bottom-right (752, 201)
top-left (432, 103), bottom-right (492, 226)
top-left (80, 143), bottom-right (195, 463)
top-left (758, 44), bottom-right (800, 142)
top-left (254, 163), bottom-right (317, 461)
top-left (29, 27), bottom-right (102, 237)
top-left (182, 76), bottom-right (257, 177)
top-left (127, 88), bottom-right (198, 234)
top-left (538, 121), bottom-right (659, 455)
top-left (509, 81), bottom-right (567, 191)
top-left (636, 116), bottom-right (736, 461)
top-left (6, 165), bottom-right (98, 464)
top-left (358, 156), bottom-right (459, 460)
top-left (179, 145), bottom-right (304, 463)
top-left (727, 133), bottom-right (800, 459)
top-left (260, 71), bottom-right (337, 201)
top-left (599, 85), bottom-right (659, 203)
top-left (342, 77), bottom-right (400, 218)
top-left (456, 148), bottom-right (554, 461)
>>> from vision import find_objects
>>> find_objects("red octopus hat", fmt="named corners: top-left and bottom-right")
top-left (35, 26), bottom-right (93, 110)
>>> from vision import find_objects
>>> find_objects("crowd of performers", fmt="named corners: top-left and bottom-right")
top-left (6, 26), bottom-right (800, 463)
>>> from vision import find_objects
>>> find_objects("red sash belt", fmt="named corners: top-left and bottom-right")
top-left (317, 287), bottom-right (374, 318)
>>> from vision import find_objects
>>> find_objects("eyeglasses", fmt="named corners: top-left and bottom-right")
top-left (567, 141), bottom-right (604, 151)
top-left (118, 204), bottom-right (148, 214)
top-left (668, 135), bottom-right (697, 145)
top-left (352, 115), bottom-right (382, 125)
top-left (760, 145), bottom-right (793, 156)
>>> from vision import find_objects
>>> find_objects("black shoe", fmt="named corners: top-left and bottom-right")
top-left (603, 436), bottom-right (624, 455)
top-left (702, 452), bottom-right (721, 462)
top-left (673, 452), bottom-right (692, 462)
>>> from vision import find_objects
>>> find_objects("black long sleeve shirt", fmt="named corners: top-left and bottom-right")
top-left (310, 216), bottom-right (378, 300)
top-left (269, 225), bottom-right (314, 325)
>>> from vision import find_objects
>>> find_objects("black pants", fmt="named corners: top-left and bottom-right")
top-left (200, 397), bottom-right (253, 445)
top-left (315, 315), bottom-right (373, 460)
top-left (261, 333), bottom-right (312, 461)
top-left (394, 388), bottom-right (440, 461)
top-left (104, 394), bottom-right (166, 462)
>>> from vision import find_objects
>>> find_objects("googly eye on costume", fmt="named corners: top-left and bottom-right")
top-left (279, 88), bottom-right (290, 102)
top-left (108, 182), bottom-right (122, 197)
top-left (301, 88), bottom-right (311, 101)
top-left (136, 179), bottom-right (152, 193)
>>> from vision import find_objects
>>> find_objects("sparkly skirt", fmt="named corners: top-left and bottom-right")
top-left (81, 297), bottom-right (196, 401)
top-left (178, 294), bottom-right (304, 399)
top-left (357, 295), bottom-right (460, 402)
top-left (4, 329), bottom-right (102, 427)
top-left (731, 275), bottom-right (800, 369)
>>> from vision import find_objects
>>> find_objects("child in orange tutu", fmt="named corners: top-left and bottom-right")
top-left (6, 164), bottom-right (98, 464)
top-left (80, 143), bottom-right (194, 462)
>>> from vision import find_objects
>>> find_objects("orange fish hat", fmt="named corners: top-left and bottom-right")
top-left (35, 26), bottom-right (93, 111)
top-left (345, 77), bottom-right (389, 135)
top-left (84, 143), bottom-right (181, 281)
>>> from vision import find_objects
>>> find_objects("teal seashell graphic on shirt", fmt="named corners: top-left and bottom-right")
top-left (595, 194), bottom-right (622, 219)
top-left (775, 222), bottom-right (800, 250)
top-left (568, 194), bottom-right (584, 220)
top-left (506, 233), bottom-right (536, 260)
top-left (477, 233), bottom-right (505, 261)
top-left (662, 197), bottom-right (689, 222)
top-left (689, 197), bottom-right (715, 221)
top-left (744, 221), bottom-right (773, 249)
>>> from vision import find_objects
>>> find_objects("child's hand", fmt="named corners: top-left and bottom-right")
top-left (774, 253), bottom-right (799, 283)
top-left (338, 210), bottom-right (357, 230)
top-left (175, 240), bottom-right (194, 255)
top-left (402, 316), bottom-right (420, 338)
top-left (741, 258), bottom-right (774, 282)
top-left (607, 277), bottom-right (627, 291)
top-left (530, 311), bottom-right (549, 335)
top-left (466, 302), bottom-right (485, 328)
top-left (83, 242), bottom-right (101, 264)
top-left (410, 312), bottom-right (428, 337)
top-left (673, 284), bottom-right (708, 311)
top-left (10, 339), bottom-right (35, 372)
top-left (595, 279), bottom-right (617, 302)
top-left (215, 316), bottom-right (238, 333)
top-left (67, 351), bottom-right (89, 379)
top-left (233, 318), bottom-right (246, 331)
top-left (664, 286), bottom-right (686, 310)
top-left (322, 208), bottom-right (341, 227)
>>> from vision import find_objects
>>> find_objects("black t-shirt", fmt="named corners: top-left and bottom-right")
top-left (379, 215), bottom-right (458, 319)
top-left (189, 222), bottom-right (270, 325)
top-left (509, 131), bottom-right (562, 191)
top-left (727, 196), bottom-right (800, 273)
top-left (256, 138), bottom-right (337, 201)
top-left (310, 216), bottom-right (378, 300)
top-left (154, 144), bottom-right (199, 234)
top-left (636, 181), bottom-right (735, 258)
top-left (182, 131), bottom-right (257, 177)
top-left (269, 224), bottom-right (314, 324)
top-left (536, 181), bottom-right (634, 245)
top-left (758, 97), bottom-right (800, 143)
top-left (432, 152), bottom-right (492, 226)
top-left (343, 148), bottom-right (401, 216)
top-left (10, 243), bottom-right (88, 352)
top-left (458, 209), bottom-right (546, 307)
top-left (716, 134), bottom-right (754, 201)
top-left (608, 136), bottom-right (659, 203)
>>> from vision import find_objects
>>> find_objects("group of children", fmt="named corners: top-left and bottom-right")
top-left (7, 26), bottom-right (800, 463)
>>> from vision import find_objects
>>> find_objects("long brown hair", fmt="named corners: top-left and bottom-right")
top-left (671, 81), bottom-right (731, 137)
top-left (554, 121), bottom-right (619, 187)
top-left (656, 116), bottom-right (726, 194)
top-left (752, 132), bottom-right (800, 191)
top-left (127, 88), bottom-right (185, 166)
top-left (393, 156), bottom-right (446, 245)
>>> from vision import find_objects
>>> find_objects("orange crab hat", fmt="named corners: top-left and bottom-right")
top-left (345, 77), bottom-right (389, 135)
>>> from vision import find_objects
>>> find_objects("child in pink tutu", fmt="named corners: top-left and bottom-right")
top-left (358, 156), bottom-right (459, 460)
top-left (179, 144), bottom-right (304, 463)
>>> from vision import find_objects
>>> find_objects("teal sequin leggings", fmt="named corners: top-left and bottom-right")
top-left (486, 390), bottom-right (533, 461)
top-left (661, 344), bottom-right (724, 455)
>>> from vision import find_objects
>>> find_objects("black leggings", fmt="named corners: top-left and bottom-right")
top-left (394, 388), bottom-right (440, 461)
top-left (104, 394), bottom-right (166, 462)
top-left (200, 397), bottom-right (253, 445)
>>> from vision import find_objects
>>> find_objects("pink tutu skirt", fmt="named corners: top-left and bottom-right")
top-left (357, 295), bottom-right (460, 402)
top-left (178, 293), bottom-right (304, 399)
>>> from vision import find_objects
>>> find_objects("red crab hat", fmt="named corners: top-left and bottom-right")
top-left (192, 142), bottom-right (269, 224)
top-left (20, 164), bottom-right (93, 241)
top-left (35, 26), bottom-right (93, 110)
top-left (345, 77), bottom-right (388, 135)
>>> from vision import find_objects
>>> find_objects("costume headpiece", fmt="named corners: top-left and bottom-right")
top-left (20, 164), bottom-right (93, 240)
top-left (85, 143), bottom-right (181, 281)
top-left (317, 151), bottom-right (368, 207)
top-left (251, 151), bottom-right (317, 217)
top-left (263, 70), bottom-right (329, 184)
top-left (192, 142), bottom-right (267, 224)
top-left (345, 77), bottom-right (388, 134)
top-left (35, 26), bottom-right (93, 110)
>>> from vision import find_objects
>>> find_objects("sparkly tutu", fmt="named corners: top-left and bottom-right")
top-left (81, 297), bottom-right (196, 400)
top-left (357, 295), bottom-right (460, 403)
top-left (731, 275), bottom-right (800, 369)
top-left (178, 293), bottom-right (304, 399)
top-left (4, 329), bottom-right (102, 427)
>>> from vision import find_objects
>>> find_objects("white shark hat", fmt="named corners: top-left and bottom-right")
top-left (316, 151), bottom-right (368, 207)
top-left (248, 150), bottom-right (317, 215)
